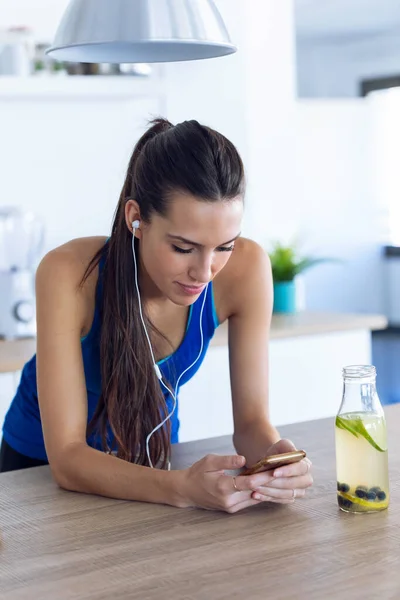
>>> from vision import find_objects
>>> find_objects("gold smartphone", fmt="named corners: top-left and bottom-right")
top-left (241, 450), bottom-right (306, 476)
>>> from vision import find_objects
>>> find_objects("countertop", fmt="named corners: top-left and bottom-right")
top-left (0, 312), bottom-right (388, 373)
top-left (1, 404), bottom-right (399, 599)
top-left (211, 310), bottom-right (388, 346)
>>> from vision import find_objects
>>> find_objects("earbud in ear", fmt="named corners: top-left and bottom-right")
top-left (132, 220), bottom-right (140, 231)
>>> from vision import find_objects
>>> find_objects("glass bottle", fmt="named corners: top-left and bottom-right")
top-left (335, 365), bottom-right (389, 514)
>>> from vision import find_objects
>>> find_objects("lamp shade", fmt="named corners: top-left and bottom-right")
top-left (46, 0), bottom-right (236, 63)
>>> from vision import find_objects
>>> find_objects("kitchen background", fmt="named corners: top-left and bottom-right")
top-left (1, 0), bottom-right (400, 438)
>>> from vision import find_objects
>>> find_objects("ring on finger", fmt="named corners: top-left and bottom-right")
top-left (232, 476), bottom-right (239, 492)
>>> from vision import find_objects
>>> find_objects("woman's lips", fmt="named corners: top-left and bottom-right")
top-left (176, 282), bottom-right (206, 295)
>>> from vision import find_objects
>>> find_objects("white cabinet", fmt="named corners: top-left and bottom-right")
top-left (178, 347), bottom-right (234, 444)
top-left (0, 373), bottom-right (17, 441)
top-left (178, 329), bottom-right (372, 443)
top-left (0, 329), bottom-right (374, 446)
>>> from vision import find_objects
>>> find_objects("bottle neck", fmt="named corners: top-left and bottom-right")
top-left (339, 365), bottom-right (383, 415)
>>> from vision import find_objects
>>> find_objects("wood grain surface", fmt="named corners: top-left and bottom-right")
top-left (0, 405), bottom-right (399, 599)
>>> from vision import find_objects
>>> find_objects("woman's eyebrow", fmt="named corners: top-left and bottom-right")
top-left (167, 233), bottom-right (241, 247)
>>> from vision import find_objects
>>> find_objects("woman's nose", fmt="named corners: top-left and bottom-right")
top-left (188, 253), bottom-right (214, 283)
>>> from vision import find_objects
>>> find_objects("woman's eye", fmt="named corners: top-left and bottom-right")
top-left (172, 244), bottom-right (235, 254)
top-left (172, 245), bottom-right (193, 254)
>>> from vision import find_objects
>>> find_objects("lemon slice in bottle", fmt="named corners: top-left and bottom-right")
top-left (335, 415), bottom-right (385, 452)
top-left (338, 491), bottom-right (388, 509)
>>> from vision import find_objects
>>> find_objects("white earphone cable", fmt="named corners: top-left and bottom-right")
top-left (145, 287), bottom-right (207, 468)
top-left (131, 228), bottom-right (206, 469)
top-left (131, 234), bottom-right (162, 379)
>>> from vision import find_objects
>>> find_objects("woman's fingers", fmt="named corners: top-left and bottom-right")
top-left (235, 470), bottom-right (312, 492)
top-left (272, 458), bottom-right (312, 478)
top-left (222, 474), bottom-right (309, 511)
top-left (266, 474), bottom-right (313, 490)
top-left (233, 470), bottom-right (312, 502)
top-left (204, 453), bottom-right (246, 472)
top-left (221, 475), bottom-right (254, 501)
top-left (225, 497), bottom-right (263, 514)
top-left (234, 472), bottom-right (275, 492)
top-left (225, 455), bottom-right (313, 509)
top-left (253, 487), bottom-right (305, 500)
top-left (253, 486), bottom-right (306, 500)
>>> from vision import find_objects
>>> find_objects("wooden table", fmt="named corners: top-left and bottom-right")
top-left (1, 406), bottom-right (399, 599)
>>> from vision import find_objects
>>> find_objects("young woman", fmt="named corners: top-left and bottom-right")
top-left (0, 118), bottom-right (312, 513)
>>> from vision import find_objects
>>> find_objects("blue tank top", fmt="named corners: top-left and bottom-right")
top-left (2, 242), bottom-right (220, 460)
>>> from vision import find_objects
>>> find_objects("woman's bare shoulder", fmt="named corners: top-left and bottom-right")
top-left (37, 236), bottom-right (108, 283)
top-left (213, 237), bottom-right (272, 322)
top-left (36, 237), bottom-right (108, 335)
top-left (46, 236), bottom-right (107, 266)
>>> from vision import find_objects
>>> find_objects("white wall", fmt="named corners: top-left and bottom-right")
top-left (0, 0), bottom-right (69, 41)
top-left (293, 99), bottom-right (387, 313)
top-left (0, 0), bottom-right (389, 314)
top-left (162, 0), bottom-right (248, 185)
top-left (1, 94), bottom-right (386, 313)
top-left (0, 0), bottom-right (299, 256)
top-left (163, 0), bottom-right (298, 243)
top-left (297, 32), bottom-right (400, 98)
top-left (240, 1), bottom-right (298, 244)
top-left (368, 88), bottom-right (400, 246)
top-left (0, 93), bottom-right (164, 254)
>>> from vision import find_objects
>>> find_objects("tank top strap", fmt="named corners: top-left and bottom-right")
top-left (191, 281), bottom-right (219, 337)
top-left (81, 239), bottom-right (108, 343)
top-left (95, 241), bottom-right (108, 304)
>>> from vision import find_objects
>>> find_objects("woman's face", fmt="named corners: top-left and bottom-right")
top-left (134, 192), bottom-right (243, 306)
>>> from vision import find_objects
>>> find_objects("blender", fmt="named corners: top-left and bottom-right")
top-left (0, 207), bottom-right (44, 339)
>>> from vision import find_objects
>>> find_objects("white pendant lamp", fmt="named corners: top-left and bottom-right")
top-left (46, 0), bottom-right (236, 63)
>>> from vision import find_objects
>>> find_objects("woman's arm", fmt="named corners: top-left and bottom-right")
top-left (36, 247), bottom-right (181, 504)
top-left (225, 239), bottom-right (312, 502)
top-left (225, 240), bottom-right (279, 465)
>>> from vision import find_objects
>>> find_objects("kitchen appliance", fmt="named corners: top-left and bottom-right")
top-left (0, 207), bottom-right (44, 339)
top-left (0, 27), bottom-right (34, 76)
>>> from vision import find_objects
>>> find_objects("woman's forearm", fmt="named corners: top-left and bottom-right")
top-left (52, 443), bottom-right (186, 507)
top-left (233, 419), bottom-right (280, 467)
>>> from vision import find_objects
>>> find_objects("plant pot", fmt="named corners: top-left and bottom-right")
top-left (273, 281), bottom-right (296, 314)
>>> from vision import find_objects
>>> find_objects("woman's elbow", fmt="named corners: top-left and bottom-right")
top-left (47, 445), bottom-right (85, 492)
top-left (50, 462), bottom-right (77, 491)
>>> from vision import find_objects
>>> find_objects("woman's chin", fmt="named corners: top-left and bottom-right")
top-left (170, 294), bottom-right (197, 307)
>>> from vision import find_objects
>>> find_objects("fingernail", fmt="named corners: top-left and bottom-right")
top-left (254, 494), bottom-right (261, 501)
top-left (274, 470), bottom-right (282, 477)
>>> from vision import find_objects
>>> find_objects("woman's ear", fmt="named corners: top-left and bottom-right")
top-left (125, 199), bottom-right (142, 237)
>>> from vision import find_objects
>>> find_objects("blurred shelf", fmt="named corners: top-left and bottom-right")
top-left (0, 75), bottom-right (162, 101)
top-left (211, 311), bottom-right (388, 347)
top-left (0, 338), bottom-right (36, 373)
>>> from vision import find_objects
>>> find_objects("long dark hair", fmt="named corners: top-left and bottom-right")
top-left (83, 117), bottom-right (245, 468)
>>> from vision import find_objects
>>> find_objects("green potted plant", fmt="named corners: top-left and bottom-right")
top-left (268, 241), bottom-right (339, 314)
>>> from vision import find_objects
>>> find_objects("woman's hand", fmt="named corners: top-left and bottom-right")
top-left (176, 439), bottom-right (312, 512)
top-left (237, 438), bottom-right (313, 504)
top-left (177, 453), bottom-right (264, 513)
